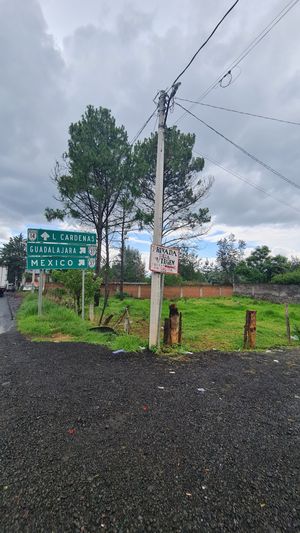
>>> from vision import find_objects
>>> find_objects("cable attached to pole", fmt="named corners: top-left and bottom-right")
top-left (172, 0), bottom-right (240, 86)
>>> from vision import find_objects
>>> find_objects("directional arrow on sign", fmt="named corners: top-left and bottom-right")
top-left (41, 231), bottom-right (50, 241)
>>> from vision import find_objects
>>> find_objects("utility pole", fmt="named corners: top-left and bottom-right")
top-left (149, 90), bottom-right (167, 348)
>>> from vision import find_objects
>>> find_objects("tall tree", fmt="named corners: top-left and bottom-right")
top-left (178, 246), bottom-right (204, 282)
top-left (111, 246), bottom-right (146, 284)
top-left (132, 126), bottom-right (213, 246)
top-left (45, 105), bottom-right (130, 274)
top-left (216, 233), bottom-right (246, 284)
top-left (238, 246), bottom-right (289, 283)
top-left (0, 234), bottom-right (26, 285)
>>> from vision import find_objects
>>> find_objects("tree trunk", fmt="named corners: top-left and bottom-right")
top-left (98, 221), bottom-right (110, 325)
top-left (119, 208), bottom-right (126, 300)
top-left (96, 225), bottom-right (103, 276)
top-left (76, 293), bottom-right (81, 315)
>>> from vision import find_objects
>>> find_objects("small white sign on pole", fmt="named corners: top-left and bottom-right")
top-left (150, 244), bottom-right (179, 275)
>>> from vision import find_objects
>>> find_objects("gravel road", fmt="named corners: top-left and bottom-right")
top-left (1, 322), bottom-right (299, 532)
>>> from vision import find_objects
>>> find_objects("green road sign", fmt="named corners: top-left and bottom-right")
top-left (27, 242), bottom-right (97, 258)
top-left (27, 228), bottom-right (97, 245)
top-left (26, 256), bottom-right (96, 270)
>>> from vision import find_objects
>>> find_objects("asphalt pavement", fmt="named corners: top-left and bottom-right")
top-left (0, 294), bottom-right (14, 334)
top-left (1, 320), bottom-right (299, 532)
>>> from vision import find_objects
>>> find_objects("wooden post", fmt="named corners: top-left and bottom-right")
top-left (243, 310), bottom-right (256, 349)
top-left (124, 307), bottom-right (130, 334)
top-left (163, 318), bottom-right (170, 345)
top-left (89, 303), bottom-right (95, 322)
top-left (243, 310), bottom-right (250, 349)
top-left (285, 303), bottom-right (291, 343)
top-left (178, 312), bottom-right (182, 344)
top-left (163, 304), bottom-right (182, 346)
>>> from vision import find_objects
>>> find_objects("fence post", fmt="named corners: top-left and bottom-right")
top-left (285, 303), bottom-right (291, 343)
top-left (163, 304), bottom-right (182, 346)
top-left (243, 310), bottom-right (256, 349)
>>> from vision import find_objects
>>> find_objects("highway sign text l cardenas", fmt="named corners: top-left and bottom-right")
top-left (27, 228), bottom-right (97, 245)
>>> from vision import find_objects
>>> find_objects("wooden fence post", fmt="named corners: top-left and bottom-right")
top-left (285, 303), bottom-right (291, 343)
top-left (163, 304), bottom-right (182, 346)
top-left (243, 310), bottom-right (256, 349)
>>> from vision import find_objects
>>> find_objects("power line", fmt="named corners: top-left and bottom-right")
top-left (176, 101), bottom-right (300, 191)
top-left (172, 0), bottom-right (240, 86)
top-left (176, 98), bottom-right (300, 126)
top-left (130, 107), bottom-right (158, 145)
top-left (193, 149), bottom-right (300, 214)
top-left (175, 0), bottom-right (300, 124)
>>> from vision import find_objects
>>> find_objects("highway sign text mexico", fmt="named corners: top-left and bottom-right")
top-left (26, 256), bottom-right (96, 270)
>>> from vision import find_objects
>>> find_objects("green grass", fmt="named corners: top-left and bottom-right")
top-left (17, 294), bottom-right (147, 351)
top-left (17, 293), bottom-right (300, 353)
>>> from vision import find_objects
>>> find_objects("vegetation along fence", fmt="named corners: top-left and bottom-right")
top-left (234, 284), bottom-right (300, 304)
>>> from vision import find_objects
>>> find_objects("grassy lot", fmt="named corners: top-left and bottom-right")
top-left (17, 293), bottom-right (300, 353)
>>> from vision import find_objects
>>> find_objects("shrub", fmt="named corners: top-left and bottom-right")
top-left (272, 269), bottom-right (300, 285)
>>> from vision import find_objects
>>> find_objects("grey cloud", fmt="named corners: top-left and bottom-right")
top-left (0, 0), bottom-right (67, 233)
top-left (1, 0), bottom-right (300, 255)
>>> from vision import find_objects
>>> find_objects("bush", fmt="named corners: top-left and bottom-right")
top-left (272, 269), bottom-right (300, 284)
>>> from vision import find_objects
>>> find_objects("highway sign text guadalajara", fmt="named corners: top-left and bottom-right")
top-left (27, 243), bottom-right (97, 258)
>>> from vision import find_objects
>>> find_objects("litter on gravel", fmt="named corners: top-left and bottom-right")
top-left (157, 386), bottom-right (165, 390)
top-left (169, 371), bottom-right (175, 374)
top-left (197, 388), bottom-right (205, 393)
top-left (273, 360), bottom-right (279, 363)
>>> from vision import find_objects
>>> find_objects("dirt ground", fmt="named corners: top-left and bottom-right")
top-left (1, 322), bottom-right (299, 532)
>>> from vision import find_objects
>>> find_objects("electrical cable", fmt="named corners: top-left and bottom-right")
top-left (130, 107), bottom-right (158, 145)
top-left (172, 0), bottom-right (240, 87)
top-left (176, 101), bottom-right (300, 191)
top-left (193, 149), bottom-right (300, 214)
top-left (176, 98), bottom-right (300, 126)
top-left (174, 0), bottom-right (300, 124)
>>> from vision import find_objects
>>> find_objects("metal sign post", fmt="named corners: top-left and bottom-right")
top-left (82, 270), bottom-right (85, 320)
top-left (38, 270), bottom-right (43, 316)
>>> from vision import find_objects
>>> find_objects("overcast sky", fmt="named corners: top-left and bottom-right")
top-left (1, 0), bottom-right (300, 263)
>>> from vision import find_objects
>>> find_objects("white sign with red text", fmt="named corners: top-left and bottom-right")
top-left (150, 244), bottom-right (179, 274)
